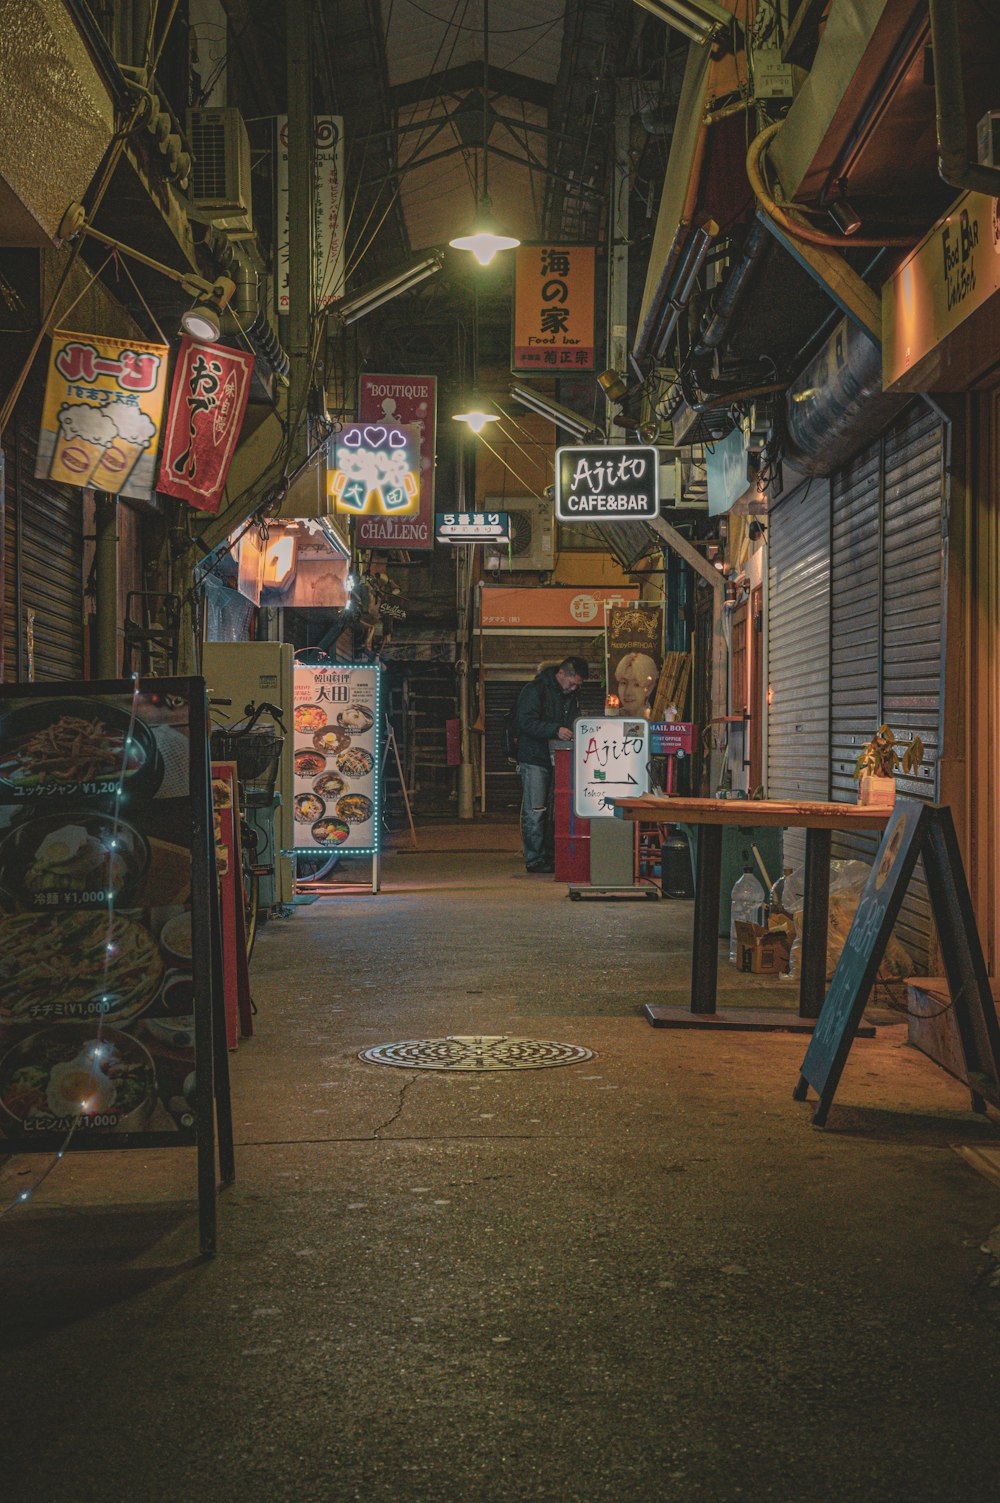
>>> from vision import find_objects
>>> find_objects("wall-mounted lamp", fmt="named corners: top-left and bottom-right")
top-left (748, 517), bottom-right (767, 542)
top-left (333, 252), bottom-right (444, 324)
top-left (597, 368), bottom-right (629, 403)
top-left (629, 0), bottom-right (734, 48)
top-left (509, 382), bottom-right (603, 442)
top-left (826, 196), bottom-right (863, 237)
top-left (58, 202), bottom-right (235, 342)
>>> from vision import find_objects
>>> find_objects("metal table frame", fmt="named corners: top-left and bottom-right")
top-left (613, 797), bottom-right (893, 1029)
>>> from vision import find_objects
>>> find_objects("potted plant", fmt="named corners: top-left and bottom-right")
top-left (854, 724), bottom-right (924, 806)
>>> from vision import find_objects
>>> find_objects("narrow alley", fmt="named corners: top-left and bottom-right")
top-left (3, 830), bottom-right (1000, 1503)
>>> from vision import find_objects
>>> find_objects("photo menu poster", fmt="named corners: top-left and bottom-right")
top-left (293, 663), bottom-right (382, 855)
top-left (0, 679), bottom-right (213, 1151)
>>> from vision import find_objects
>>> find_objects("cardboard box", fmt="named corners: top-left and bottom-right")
top-left (735, 920), bottom-right (791, 975)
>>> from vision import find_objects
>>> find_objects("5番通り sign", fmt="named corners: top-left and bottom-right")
top-left (555, 445), bottom-right (659, 522)
top-left (329, 423), bottom-right (420, 517)
top-left (157, 337), bottom-right (255, 513)
top-left (512, 244), bottom-right (596, 372)
top-left (357, 375), bottom-right (437, 551)
top-left (573, 716), bottom-right (650, 820)
top-left (436, 512), bottom-right (510, 543)
top-left (37, 330), bottom-right (169, 501)
top-left (293, 663), bottom-right (382, 856)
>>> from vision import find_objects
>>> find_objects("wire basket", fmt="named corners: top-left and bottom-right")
top-left (211, 728), bottom-right (283, 800)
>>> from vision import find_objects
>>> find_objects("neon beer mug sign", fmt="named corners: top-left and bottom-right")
top-left (329, 423), bottom-right (420, 516)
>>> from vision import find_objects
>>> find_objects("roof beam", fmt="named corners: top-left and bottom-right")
top-left (391, 61), bottom-right (553, 111)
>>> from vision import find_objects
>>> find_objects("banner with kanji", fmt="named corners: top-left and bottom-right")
top-left (156, 337), bottom-right (255, 513)
top-left (37, 330), bottom-right (169, 500)
top-left (512, 245), bottom-right (596, 373)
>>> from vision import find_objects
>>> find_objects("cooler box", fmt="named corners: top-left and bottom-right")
top-left (554, 744), bottom-right (589, 882)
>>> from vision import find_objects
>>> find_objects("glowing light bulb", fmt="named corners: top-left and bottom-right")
top-left (452, 409), bottom-right (500, 435)
top-left (449, 228), bottom-right (520, 266)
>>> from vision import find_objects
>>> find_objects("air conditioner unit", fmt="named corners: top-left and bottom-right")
top-left (483, 496), bottom-right (554, 572)
top-left (186, 107), bottom-right (253, 228)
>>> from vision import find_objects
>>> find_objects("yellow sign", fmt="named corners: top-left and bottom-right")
top-left (883, 192), bottom-right (1000, 390)
top-left (512, 244), bottom-right (596, 373)
top-left (37, 330), bottom-right (170, 499)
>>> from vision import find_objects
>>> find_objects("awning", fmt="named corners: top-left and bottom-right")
top-left (592, 521), bottom-right (661, 573)
top-left (634, 12), bottom-right (746, 362)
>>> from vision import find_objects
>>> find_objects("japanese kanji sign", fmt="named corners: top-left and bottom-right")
top-left (435, 512), bottom-right (510, 543)
top-left (38, 329), bottom-right (169, 500)
top-left (156, 337), bottom-right (255, 513)
top-left (356, 375), bottom-right (437, 551)
top-left (512, 244), bottom-right (596, 373)
top-left (573, 716), bottom-right (650, 820)
top-left (275, 115), bottom-right (345, 313)
top-left (329, 423), bottom-right (420, 517)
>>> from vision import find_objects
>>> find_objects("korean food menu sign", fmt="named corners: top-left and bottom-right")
top-left (293, 663), bottom-right (382, 855)
top-left (0, 680), bottom-right (212, 1151)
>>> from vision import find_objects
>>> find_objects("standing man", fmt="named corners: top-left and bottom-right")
top-left (516, 655), bottom-right (589, 873)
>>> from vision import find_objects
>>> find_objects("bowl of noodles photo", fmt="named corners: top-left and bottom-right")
top-left (312, 726), bottom-right (351, 755)
top-left (0, 910), bottom-right (163, 1027)
top-left (294, 791), bottom-right (325, 823)
top-left (335, 704), bottom-right (375, 735)
top-left (0, 1023), bottom-right (158, 1136)
top-left (0, 697), bottom-right (162, 799)
top-left (0, 810), bottom-right (150, 909)
top-left (294, 749), bottom-right (326, 779)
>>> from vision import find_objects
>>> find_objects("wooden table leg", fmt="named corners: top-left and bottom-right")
top-left (799, 826), bottom-right (832, 1019)
top-left (691, 823), bottom-right (722, 1014)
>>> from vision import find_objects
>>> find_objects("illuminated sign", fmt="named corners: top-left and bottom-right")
top-left (435, 512), bottom-right (510, 543)
top-left (513, 244), bottom-right (597, 372)
top-left (328, 422), bottom-right (420, 517)
top-left (555, 445), bottom-right (659, 521)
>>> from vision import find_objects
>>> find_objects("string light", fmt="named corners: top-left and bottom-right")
top-left (1, 671), bottom-right (144, 1219)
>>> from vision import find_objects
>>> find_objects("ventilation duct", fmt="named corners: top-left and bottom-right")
top-left (784, 317), bottom-right (906, 476)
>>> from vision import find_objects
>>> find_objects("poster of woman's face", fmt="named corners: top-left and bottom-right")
top-left (615, 652), bottom-right (658, 717)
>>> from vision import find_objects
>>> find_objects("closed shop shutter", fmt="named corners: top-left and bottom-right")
top-left (828, 403), bottom-right (943, 969)
top-left (767, 479), bottom-right (831, 870)
top-left (3, 400), bottom-right (84, 682)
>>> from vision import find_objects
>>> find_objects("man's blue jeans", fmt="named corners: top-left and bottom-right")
top-left (519, 761), bottom-right (553, 868)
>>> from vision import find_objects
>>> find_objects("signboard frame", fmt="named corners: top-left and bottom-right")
top-left (436, 512), bottom-right (511, 544)
top-left (794, 799), bottom-right (1000, 1126)
top-left (0, 676), bottom-right (233, 1255)
top-left (573, 715), bottom-right (650, 821)
top-left (555, 445), bottom-right (660, 523)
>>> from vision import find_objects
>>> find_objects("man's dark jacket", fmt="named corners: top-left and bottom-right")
top-left (515, 667), bottom-right (582, 768)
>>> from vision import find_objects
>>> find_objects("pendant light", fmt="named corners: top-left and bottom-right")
top-left (449, 0), bottom-right (520, 267)
top-left (452, 280), bottom-right (498, 432)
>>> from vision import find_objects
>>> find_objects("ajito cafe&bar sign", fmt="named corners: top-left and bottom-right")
top-left (555, 445), bottom-right (659, 522)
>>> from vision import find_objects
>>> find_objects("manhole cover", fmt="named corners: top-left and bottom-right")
top-left (359, 1035), bottom-right (594, 1072)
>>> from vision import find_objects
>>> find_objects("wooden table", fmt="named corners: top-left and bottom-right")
top-left (612, 796), bottom-right (893, 1028)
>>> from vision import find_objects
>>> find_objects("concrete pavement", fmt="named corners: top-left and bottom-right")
top-left (3, 833), bottom-right (1000, 1502)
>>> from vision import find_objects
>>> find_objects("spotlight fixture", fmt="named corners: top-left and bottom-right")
top-left (509, 382), bottom-right (603, 443)
top-left (58, 201), bottom-right (236, 343)
top-left (180, 281), bottom-right (235, 342)
top-left (629, 0), bottom-right (733, 48)
top-left (334, 253), bottom-right (444, 324)
top-left (638, 420), bottom-right (661, 444)
top-left (826, 196), bottom-right (863, 237)
top-left (597, 368), bottom-right (629, 403)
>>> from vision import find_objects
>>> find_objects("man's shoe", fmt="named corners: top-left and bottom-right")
top-left (526, 862), bottom-right (554, 873)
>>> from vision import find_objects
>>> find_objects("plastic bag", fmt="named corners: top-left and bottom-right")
top-left (777, 859), bottom-right (913, 982)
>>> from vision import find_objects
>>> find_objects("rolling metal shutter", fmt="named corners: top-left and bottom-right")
top-left (766, 478), bottom-right (831, 870)
top-left (3, 401), bottom-right (84, 682)
top-left (828, 404), bottom-right (943, 969)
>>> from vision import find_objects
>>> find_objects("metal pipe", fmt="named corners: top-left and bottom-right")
top-left (695, 218), bottom-right (769, 352)
top-left (784, 316), bottom-right (905, 475)
top-left (95, 493), bottom-right (119, 678)
top-left (927, 0), bottom-right (1000, 195)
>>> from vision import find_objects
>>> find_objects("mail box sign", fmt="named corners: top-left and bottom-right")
top-left (555, 445), bottom-right (659, 522)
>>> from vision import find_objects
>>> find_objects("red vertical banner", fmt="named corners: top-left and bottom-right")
top-left (211, 764), bottom-right (252, 1047)
top-left (356, 375), bottom-right (437, 551)
top-left (157, 338), bottom-right (255, 513)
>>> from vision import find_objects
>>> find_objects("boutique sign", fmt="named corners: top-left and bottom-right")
top-left (555, 445), bottom-right (659, 522)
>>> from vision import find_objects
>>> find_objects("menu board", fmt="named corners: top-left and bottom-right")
top-left (292, 662), bottom-right (382, 856)
top-left (573, 716), bottom-right (650, 820)
top-left (0, 680), bottom-right (214, 1152)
